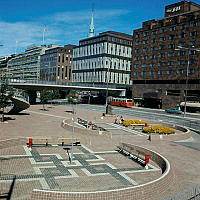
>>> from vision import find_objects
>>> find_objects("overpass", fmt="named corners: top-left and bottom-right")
top-left (8, 80), bottom-right (127, 104)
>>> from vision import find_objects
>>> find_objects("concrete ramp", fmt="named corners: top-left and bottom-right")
top-left (8, 96), bottom-right (30, 114)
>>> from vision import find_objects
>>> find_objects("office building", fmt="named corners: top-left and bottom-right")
top-left (131, 1), bottom-right (200, 108)
top-left (73, 31), bottom-right (133, 86)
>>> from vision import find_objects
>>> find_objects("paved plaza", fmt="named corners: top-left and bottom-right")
top-left (0, 104), bottom-right (200, 200)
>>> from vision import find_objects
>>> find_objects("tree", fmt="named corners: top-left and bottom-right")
top-left (40, 90), bottom-right (51, 110)
top-left (51, 89), bottom-right (60, 100)
top-left (0, 78), bottom-right (14, 122)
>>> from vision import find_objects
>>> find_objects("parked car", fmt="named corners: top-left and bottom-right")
top-left (165, 107), bottom-right (182, 114)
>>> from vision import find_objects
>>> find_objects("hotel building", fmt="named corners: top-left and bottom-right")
top-left (131, 1), bottom-right (200, 109)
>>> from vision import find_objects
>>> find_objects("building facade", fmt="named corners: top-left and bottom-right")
top-left (0, 55), bottom-right (13, 79)
top-left (72, 31), bottom-right (133, 86)
top-left (7, 45), bottom-right (51, 81)
top-left (40, 45), bottom-right (75, 83)
top-left (131, 1), bottom-right (200, 109)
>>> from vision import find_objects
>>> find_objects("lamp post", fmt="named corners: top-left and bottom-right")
top-left (105, 57), bottom-right (112, 114)
top-left (175, 46), bottom-right (200, 124)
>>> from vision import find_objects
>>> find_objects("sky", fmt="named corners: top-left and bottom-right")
top-left (0, 0), bottom-right (200, 56)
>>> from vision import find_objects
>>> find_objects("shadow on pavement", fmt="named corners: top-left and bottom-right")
top-left (0, 175), bottom-right (16, 200)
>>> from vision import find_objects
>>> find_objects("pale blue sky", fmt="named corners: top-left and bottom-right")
top-left (0, 0), bottom-right (200, 56)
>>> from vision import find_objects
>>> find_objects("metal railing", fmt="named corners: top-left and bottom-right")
top-left (164, 185), bottom-right (200, 200)
top-left (8, 79), bottom-right (125, 89)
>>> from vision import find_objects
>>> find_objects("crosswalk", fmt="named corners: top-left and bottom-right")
top-left (105, 122), bottom-right (146, 136)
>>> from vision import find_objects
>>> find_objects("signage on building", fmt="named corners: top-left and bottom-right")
top-left (166, 6), bottom-right (181, 13)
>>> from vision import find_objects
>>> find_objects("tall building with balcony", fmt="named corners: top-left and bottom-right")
top-left (131, 1), bottom-right (200, 109)
top-left (40, 45), bottom-right (76, 83)
top-left (7, 45), bottom-right (58, 81)
top-left (72, 31), bottom-right (133, 86)
top-left (0, 55), bottom-right (14, 79)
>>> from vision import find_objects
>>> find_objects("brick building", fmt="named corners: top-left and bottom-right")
top-left (131, 1), bottom-right (200, 109)
top-left (40, 45), bottom-right (76, 83)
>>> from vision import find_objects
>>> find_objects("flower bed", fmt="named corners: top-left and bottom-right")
top-left (123, 119), bottom-right (147, 127)
top-left (143, 126), bottom-right (175, 135)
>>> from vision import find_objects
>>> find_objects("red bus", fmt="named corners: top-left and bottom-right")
top-left (111, 98), bottom-right (133, 107)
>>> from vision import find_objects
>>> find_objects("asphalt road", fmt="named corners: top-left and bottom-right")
top-left (77, 104), bottom-right (200, 131)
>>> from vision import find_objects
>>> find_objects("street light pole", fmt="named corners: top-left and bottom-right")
top-left (105, 57), bottom-right (111, 114)
top-left (175, 46), bottom-right (200, 124)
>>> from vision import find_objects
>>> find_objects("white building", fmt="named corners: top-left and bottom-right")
top-left (72, 31), bottom-right (133, 85)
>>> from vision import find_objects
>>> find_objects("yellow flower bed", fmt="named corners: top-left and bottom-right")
top-left (123, 120), bottom-right (147, 127)
top-left (143, 126), bottom-right (175, 135)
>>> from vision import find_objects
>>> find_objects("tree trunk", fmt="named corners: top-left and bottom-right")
top-left (43, 103), bottom-right (45, 110)
top-left (2, 107), bottom-right (4, 122)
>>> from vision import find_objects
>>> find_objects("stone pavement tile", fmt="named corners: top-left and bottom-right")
top-left (100, 154), bottom-right (142, 169)
top-left (0, 158), bottom-right (35, 175)
top-left (56, 175), bottom-right (125, 192)
top-left (0, 145), bottom-right (27, 156)
top-left (127, 170), bottom-right (162, 185)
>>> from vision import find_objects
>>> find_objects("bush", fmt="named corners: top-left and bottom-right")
top-left (143, 126), bottom-right (175, 135)
top-left (123, 120), bottom-right (147, 127)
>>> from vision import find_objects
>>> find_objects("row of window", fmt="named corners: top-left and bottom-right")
top-left (133, 59), bottom-right (196, 68)
top-left (134, 21), bottom-right (198, 38)
top-left (134, 53), bottom-right (196, 63)
top-left (134, 31), bottom-right (197, 46)
top-left (74, 43), bottom-right (132, 58)
top-left (73, 72), bottom-right (131, 84)
top-left (80, 36), bottom-right (132, 46)
top-left (133, 68), bottom-right (195, 76)
top-left (74, 58), bottom-right (130, 71)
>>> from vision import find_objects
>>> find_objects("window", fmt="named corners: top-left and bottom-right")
top-left (179, 32), bottom-right (186, 38)
top-left (189, 59), bottom-right (195, 64)
top-left (150, 71), bottom-right (154, 75)
top-left (178, 42), bottom-right (185, 47)
top-left (167, 70), bottom-right (173, 75)
top-left (134, 72), bottom-right (138, 76)
top-left (190, 50), bottom-right (196, 55)
top-left (150, 63), bottom-right (154, 67)
top-left (190, 22), bottom-right (197, 27)
top-left (189, 68), bottom-right (195, 74)
top-left (180, 24), bottom-right (186, 30)
top-left (169, 44), bottom-right (175, 49)
top-left (190, 31), bottom-right (197, 37)
top-left (143, 40), bottom-right (148, 45)
top-left (151, 38), bottom-right (156, 43)
top-left (179, 51), bottom-right (186, 56)
top-left (159, 53), bottom-right (165, 58)
top-left (158, 70), bottom-right (163, 75)
top-left (189, 41), bottom-right (196, 46)
top-left (142, 71), bottom-right (146, 76)
top-left (168, 52), bottom-right (175, 57)
top-left (143, 32), bottom-right (148, 37)
top-left (143, 55), bottom-right (148, 60)
top-left (177, 69), bottom-right (184, 74)
top-left (143, 48), bottom-right (148, 52)
top-left (150, 54), bottom-right (156, 59)
top-left (169, 35), bottom-right (175, 40)
top-left (159, 45), bottom-right (165, 50)
top-left (178, 60), bottom-right (185, 65)
top-left (168, 61), bottom-right (174, 66)
top-left (158, 62), bottom-right (163, 67)
top-left (170, 26), bottom-right (176, 31)
top-left (160, 37), bottom-right (166, 41)
top-left (152, 31), bottom-right (157, 35)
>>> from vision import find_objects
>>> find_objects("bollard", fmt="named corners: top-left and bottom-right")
top-left (28, 138), bottom-right (33, 147)
top-left (145, 155), bottom-right (150, 169)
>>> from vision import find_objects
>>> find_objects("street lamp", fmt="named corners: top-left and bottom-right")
top-left (175, 46), bottom-right (200, 123)
top-left (105, 57), bottom-right (112, 114)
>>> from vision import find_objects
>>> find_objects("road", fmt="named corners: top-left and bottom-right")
top-left (76, 104), bottom-right (200, 131)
